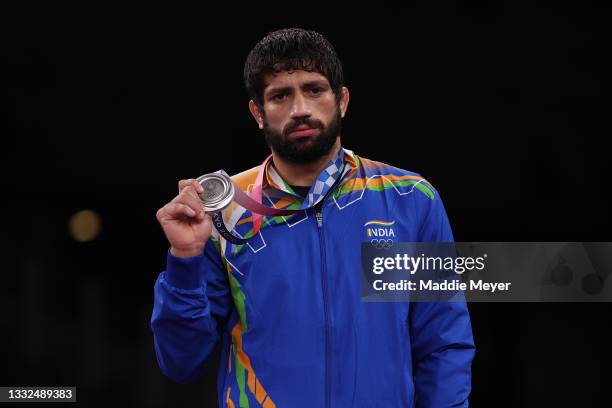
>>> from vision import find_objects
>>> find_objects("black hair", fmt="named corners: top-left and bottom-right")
top-left (244, 28), bottom-right (344, 110)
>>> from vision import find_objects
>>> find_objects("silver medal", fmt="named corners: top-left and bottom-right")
top-left (196, 170), bottom-right (235, 213)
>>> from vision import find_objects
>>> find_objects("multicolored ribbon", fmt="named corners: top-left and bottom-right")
top-left (212, 148), bottom-right (348, 244)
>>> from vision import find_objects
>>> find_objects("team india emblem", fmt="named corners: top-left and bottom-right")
top-left (365, 220), bottom-right (396, 249)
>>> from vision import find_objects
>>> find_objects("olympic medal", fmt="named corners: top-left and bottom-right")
top-left (196, 171), bottom-right (235, 213)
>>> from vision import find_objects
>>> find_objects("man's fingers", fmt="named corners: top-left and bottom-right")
top-left (157, 179), bottom-right (208, 224)
top-left (178, 179), bottom-right (204, 194)
top-left (158, 202), bottom-right (199, 221)
top-left (172, 186), bottom-right (205, 215)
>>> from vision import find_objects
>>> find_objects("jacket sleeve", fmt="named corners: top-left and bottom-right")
top-left (409, 189), bottom-right (476, 407)
top-left (150, 238), bottom-right (233, 383)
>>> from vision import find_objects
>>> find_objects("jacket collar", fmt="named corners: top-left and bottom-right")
top-left (263, 146), bottom-right (360, 207)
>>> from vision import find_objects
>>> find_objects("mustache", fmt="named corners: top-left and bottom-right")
top-left (283, 118), bottom-right (324, 136)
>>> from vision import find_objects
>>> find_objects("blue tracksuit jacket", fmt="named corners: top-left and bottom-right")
top-left (151, 147), bottom-right (475, 407)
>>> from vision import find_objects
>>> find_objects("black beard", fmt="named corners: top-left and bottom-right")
top-left (263, 107), bottom-right (342, 165)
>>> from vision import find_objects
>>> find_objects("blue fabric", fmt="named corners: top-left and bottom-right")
top-left (151, 153), bottom-right (475, 407)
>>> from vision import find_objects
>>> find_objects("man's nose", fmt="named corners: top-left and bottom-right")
top-left (290, 93), bottom-right (312, 119)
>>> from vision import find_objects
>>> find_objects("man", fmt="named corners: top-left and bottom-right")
top-left (152, 28), bottom-right (475, 407)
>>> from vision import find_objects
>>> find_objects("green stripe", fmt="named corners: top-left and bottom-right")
top-left (232, 201), bottom-right (303, 256)
top-left (233, 347), bottom-right (249, 408)
top-left (266, 201), bottom-right (303, 225)
top-left (414, 182), bottom-right (435, 200)
top-left (218, 235), bottom-right (249, 407)
top-left (281, 178), bottom-right (296, 195)
top-left (228, 274), bottom-right (248, 330)
top-left (333, 179), bottom-right (435, 200)
top-left (228, 268), bottom-right (249, 407)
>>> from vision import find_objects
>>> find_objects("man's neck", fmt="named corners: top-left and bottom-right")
top-left (271, 138), bottom-right (342, 187)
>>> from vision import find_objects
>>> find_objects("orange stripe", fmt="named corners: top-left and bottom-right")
top-left (274, 196), bottom-right (299, 208)
top-left (247, 370), bottom-right (256, 395)
top-left (263, 396), bottom-right (277, 408)
top-left (231, 167), bottom-right (259, 191)
top-left (342, 174), bottom-right (426, 192)
top-left (345, 151), bottom-right (359, 168)
top-left (231, 322), bottom-right (276, 407)
top-left (387, 174), bottom-right (426, 181)
top-left (359, 174), bottom-right (425, 183)
top-left (264, 159), bottom-right (283, 190)
top-left (231, 323), bottom-right (252, 369)
top-left (255, 378), bottom-right (266, 404)
top-left (237, 217), bottom-right (253, 226)
top-left (226, 387), bottom-right (235, 408)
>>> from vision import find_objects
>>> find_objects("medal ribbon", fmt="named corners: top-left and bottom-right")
top-left (211, 148), bottom-right (348, 244)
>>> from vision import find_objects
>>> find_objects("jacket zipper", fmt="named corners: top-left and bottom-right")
top-left (315, 203), bottom-right (331, 408)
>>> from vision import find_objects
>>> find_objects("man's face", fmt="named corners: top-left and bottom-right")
top-left (255, 70), bottom-right (346, 164)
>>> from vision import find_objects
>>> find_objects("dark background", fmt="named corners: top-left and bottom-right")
top-left (2, 2), bottom-right (611, 407)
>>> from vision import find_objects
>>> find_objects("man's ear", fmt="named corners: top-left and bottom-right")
top-left (339, 86), bottom-right (350, 118)
top-left (249, 100), bottom-right (264, 129)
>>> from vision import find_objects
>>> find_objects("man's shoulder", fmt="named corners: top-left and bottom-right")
top-left (358, 156), bottom-right (424, 179)
top-left (356, 155), bottom-right (437, 201)
top-left (230, 165), bottom-right (260, 192)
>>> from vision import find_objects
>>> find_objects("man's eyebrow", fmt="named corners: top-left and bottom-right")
top-left (265, 85), bottom-right (293, 96)
top-left (265, 80), bottom-right (330, 96)
top-left (303, 80), bottom-right (329, 88)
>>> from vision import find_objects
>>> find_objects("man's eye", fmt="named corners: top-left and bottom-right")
top-left (309, 88), bottom-right (322, 94)
top-left (273, 93), bottom-right (286, 101)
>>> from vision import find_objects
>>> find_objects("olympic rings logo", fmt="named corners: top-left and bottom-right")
top-left (370, 238), bottom-right (394, 249)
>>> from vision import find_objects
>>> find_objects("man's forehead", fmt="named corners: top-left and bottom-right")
top-left (263, 70), bottom-right (330, 91)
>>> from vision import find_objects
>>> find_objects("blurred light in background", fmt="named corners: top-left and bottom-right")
top-left (69, 209), bottom-right (102, 242)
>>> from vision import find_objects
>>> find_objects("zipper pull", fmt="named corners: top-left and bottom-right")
top-left (315, 211), bottom-right (323, 227)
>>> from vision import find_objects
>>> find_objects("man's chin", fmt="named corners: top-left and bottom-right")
top-left (284, 145), bottom-right (338, 164)
top-left (289, 136), bottom-right (319, 147)
top-left (265, 126), bottom-right (340, 164)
